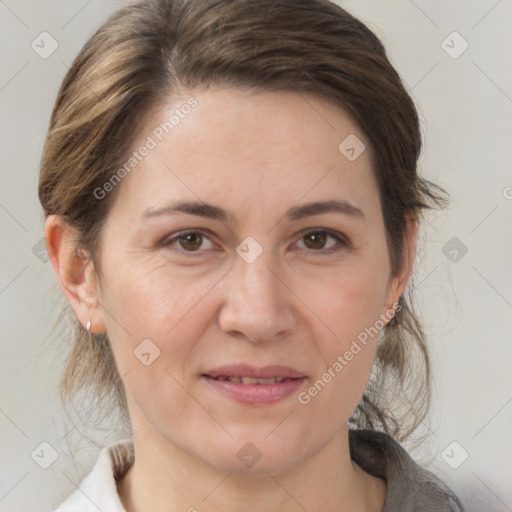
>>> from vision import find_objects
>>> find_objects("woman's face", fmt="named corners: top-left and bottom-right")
top-left (92, 87), bottom-right (410, 473)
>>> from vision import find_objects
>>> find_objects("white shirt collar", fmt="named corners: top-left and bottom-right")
top-left (55, 439), bottom-right (133, 512)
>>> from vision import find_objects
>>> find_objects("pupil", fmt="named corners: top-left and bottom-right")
top-left (180, 233), bottom-right (202, 250)
top-left (304, 232), bottom-right (326, 249)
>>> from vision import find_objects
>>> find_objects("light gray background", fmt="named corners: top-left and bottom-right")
top-left (1, 1), bottom-right (511, 511)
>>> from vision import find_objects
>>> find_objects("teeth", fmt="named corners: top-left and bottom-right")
top-left (213, 376), bottom-right (287, 384)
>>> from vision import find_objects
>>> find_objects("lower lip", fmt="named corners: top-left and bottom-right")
top-left (203, 376), bottom-right (306, 404)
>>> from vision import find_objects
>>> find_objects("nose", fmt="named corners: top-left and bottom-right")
top-left (217, 250), bottom-right (297, 343)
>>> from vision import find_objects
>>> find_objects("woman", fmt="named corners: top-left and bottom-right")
top-left (39, 0), bottom-right (465, 510)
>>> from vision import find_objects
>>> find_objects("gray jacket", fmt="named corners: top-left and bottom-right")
top-left (349, 429), bottom-right (465, 511)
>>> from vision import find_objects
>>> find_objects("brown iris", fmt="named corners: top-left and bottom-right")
top-left (303, 231), bottom-right (328, 250)
top-left (179, 233), bottom-right (203, 251)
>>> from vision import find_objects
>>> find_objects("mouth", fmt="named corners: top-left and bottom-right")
top-left (207, 376), bottom-right (290, 384)
top-left (202, 364), bottom-right (306, 404)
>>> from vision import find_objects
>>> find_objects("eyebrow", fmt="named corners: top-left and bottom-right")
top-left (142, 199), bottom-right (365, 222)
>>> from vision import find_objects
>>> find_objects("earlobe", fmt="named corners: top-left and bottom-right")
top-left (44, 215), bottom-right (106, 333)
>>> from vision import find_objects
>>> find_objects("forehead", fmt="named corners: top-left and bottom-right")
top-left (108, 87), bottom-right (378, 223)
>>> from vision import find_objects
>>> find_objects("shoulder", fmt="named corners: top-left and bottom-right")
top-left (348, 429), bottom-right (465, 512)
top-left (54, 439), bottom-right (134, 512)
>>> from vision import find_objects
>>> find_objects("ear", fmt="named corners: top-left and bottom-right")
top-left (44, 215), bottom-right (106, 334)
top-left (382, 214), bottom-right (417, 315)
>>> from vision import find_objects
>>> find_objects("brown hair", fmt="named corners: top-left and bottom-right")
top-left (39, 0), bottom-right (447, 444)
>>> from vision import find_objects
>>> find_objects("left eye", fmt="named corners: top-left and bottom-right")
top-left (294, 230), bottom-right (346, 252)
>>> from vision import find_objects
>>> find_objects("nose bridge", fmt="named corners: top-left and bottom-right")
top-left (233, 247), bottom-right (283, 312)
top-left (218, 243), bottom-right (296, 341)
top-left (238, 253), bottom-right (276, 299)
top-left (233, 234), bottom-right (279, 296)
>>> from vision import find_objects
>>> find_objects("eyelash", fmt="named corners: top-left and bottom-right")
top-left (160, 229), bottom-right (349, 256)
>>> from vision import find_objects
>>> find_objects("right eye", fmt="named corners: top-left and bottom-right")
top-left (160, 231), bottom-right (217, 254)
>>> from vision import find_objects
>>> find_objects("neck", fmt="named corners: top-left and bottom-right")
top-left (117, 424), bottom-right (386, 512)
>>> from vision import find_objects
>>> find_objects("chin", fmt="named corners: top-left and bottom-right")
top-left (208, 450), bottom-right (303, 476)
top-left (198, 429), bottom-right (314, 476)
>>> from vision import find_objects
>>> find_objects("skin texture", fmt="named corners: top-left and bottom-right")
top-left (45, 87), bottom-right (416, 511)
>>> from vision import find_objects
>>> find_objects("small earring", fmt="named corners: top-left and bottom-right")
top-left (86, 320), bottom-right (91, 332)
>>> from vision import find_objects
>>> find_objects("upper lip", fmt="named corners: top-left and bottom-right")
top-left (203, 364), bottom-right (306, 379)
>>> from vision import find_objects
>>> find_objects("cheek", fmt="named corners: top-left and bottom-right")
top-left (99, 260), bottom-right (224, 380)
top-left (295, 288), bottom-right (383, 432)
top-left (291, 255), bottom-right (390, 415)
top-left (103, 259), bottom-right (222, 335)
top-left (295, 257), bottom-right (390, 351)
top-left (103, 289), bottom-right (218, 433)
